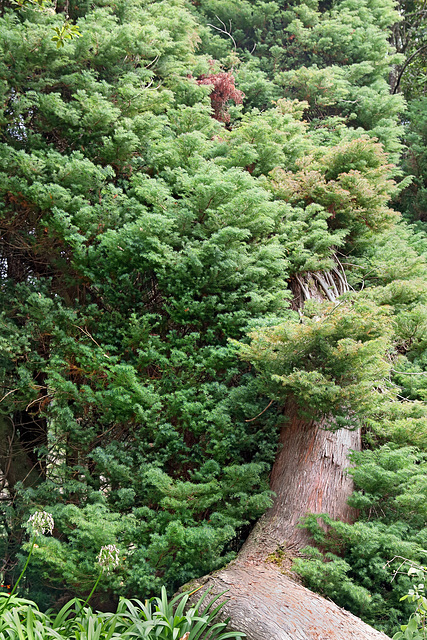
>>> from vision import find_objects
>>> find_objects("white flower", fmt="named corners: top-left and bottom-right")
top-left (97, 544), bottom-right (120, 572)
top-left (27, 511), bottom-right (54, 536)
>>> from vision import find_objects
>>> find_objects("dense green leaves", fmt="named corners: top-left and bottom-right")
top-left (0, 0), bottom-right (288, 603)
top-left (0, 587), bottom-right (245, 640)
top-left (235, 295), bottom-right (394, 425)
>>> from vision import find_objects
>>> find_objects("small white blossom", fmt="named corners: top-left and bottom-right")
top-left (27, 511), bottom-right (54, 536)
top-left (97, 544), bottom-right (120, 572)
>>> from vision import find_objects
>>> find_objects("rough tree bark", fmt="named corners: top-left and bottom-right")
top-left (187, 268), bottom-right (392, 640)
top-left (190, 563), bottom-right (390, 640)
top-left (238, 401), bottom-right (360, 562)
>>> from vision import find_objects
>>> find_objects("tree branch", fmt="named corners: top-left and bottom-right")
top-left (392, 43), bottom-right (427, 94)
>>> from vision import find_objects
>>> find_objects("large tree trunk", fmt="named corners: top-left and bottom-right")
top-left (239, 400), bottom-right (359, 561)
top-left (188, 403), bottom-right (391, 640)
top-left (192, 565), bottom-right (390, 640)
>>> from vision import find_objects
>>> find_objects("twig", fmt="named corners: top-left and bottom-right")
top-left (392, 43), bottom-right (427, 94)
top-left (0, 421), bottom-right (16, 494)
top-left (207, 16), bottom-right (236, 50)
top-left (0, 389), bottom-right (18, 404)
top-left (295, 273), bottom-right (310, 300)
top-left (392, 368), bottom-right (427, 376)
top-left (324, 270), bottom-right (339, 299)
top-left (245, 399), bottom-right (274, 422)
top-left (384, 556), bottom-right (426, 581)
top-left (396, 394), bottom-right (419, 402)
top-left (313, 272), bottom-right (336, 302)
top-left (73, 325), bottom-right (110, 358)
top-left (25, 394), bottom-right (51, 411)
top-left (144, 54), bottom-right (159, 69)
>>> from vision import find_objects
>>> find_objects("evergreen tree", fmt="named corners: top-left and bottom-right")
top-left (0, 0), bottom-right (426, 638)
top-left (195, 0), bottom-right (404, 158)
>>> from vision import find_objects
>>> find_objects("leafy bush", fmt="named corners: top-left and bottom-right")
top-left (0, 512), bottom-right (243, 639)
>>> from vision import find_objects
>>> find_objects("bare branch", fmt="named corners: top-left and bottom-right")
top-left (207, 15), bottom-right (237, 50)
top-left (245, 399), bottom-right (274, 422)
top-left (0, 388), bottom-right (18, 404)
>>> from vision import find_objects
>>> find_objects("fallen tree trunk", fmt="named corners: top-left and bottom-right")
top-left (187, 404), bottom-right (391, 640)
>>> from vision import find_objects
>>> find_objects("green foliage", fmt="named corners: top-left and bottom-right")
top-left (0, 0), bottom-right (288, 603)
top-left (393, 563), bottom-right (427, 640)
top-left (115, 587), bottom-right (245, 640)
top-left (269, 136), bottom-right (400, 254)
top-left (235, 295), bottom-right (394, 425)
top-left (0, 588), bottom-right (244, 640)
top-left (348, 446), bottom-right (427, 529)
top-left (11, 0), bottom-right (82, 47)
top-left (293, 546), bottom-right (377, 620)
top-left (398, 97), bottom-right (427, 223)
top-left (1, 0), bottom-right (427, 634)
top-left (51, 22), bottom-right (81, 48)
top-left (195, 0), bottom-right (404, 158)
top-left (0, 593), bottom-right (61, 640)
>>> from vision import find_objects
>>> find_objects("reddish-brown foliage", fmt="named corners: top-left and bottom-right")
top-left (196, 71), bottom-right (244, 122)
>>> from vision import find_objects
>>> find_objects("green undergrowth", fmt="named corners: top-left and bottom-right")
top-left (0, 588), bottom-right (244, 640)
